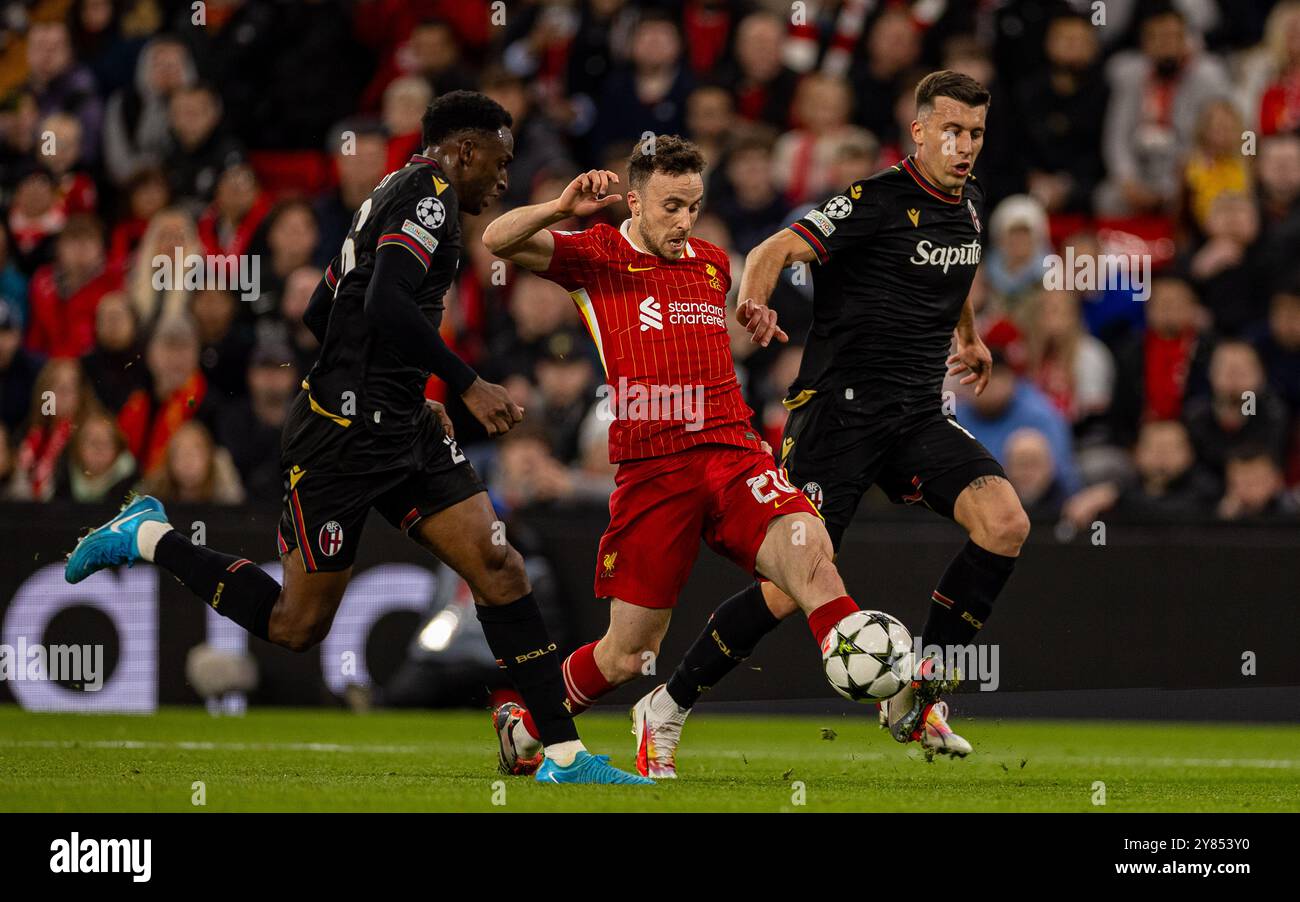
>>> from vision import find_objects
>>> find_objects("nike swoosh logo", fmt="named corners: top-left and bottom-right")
top-left (774, 494), bottom-right (801, 509)
top-left (628, 265), bottom-right (655, 272)
top-left (108, 509), bottom-right (152, 534)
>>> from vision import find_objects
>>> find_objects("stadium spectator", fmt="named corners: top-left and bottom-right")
top-left (1022, 289), bottom-right (1116, 430)
top-left (52, 409), bottom-right (136, 503)
top-left (408, 18), bottom-right (479, 100)
top-left (711, 127), bottom-right (787, 255)
top-left (684, 84), bottom-right (737, 169)
top-left (959, 345), bottom-right (1082, 494)
top-left (246, 199), bottom-right (319, 320)
top-left (25, 215), bottom-right (120, 360)
top-left (0, 229), bottom-right (29, 325)
top-left (1063, 419), bottom-right (1220, 527)
top-left (137, 419), bottom-right (244, 505)
top-left (125, 206), bottom-right (201, 330)
top-left (380, 77), bottom-right (433, 173)
top-left (24, 20), bottom-right (104, 165)
top-left (592, 13), bottom-right (694, 159)
top-left (532, 329), bottom-right (599, 465)
top-left (1004, 426), bottom-right (1068, 521)
top-left (1218, 444), bottom-right (1299, 519)
top-left (315, 121), bottom-right (388, 266)
top-left (101, 36), bottom-right (195, 186)
top-left (482, 68), bottom-right (575, 210)
top-left (7, 169), bottom-right (65, 275)
top-left (1184, 339), bottom-right (1291, 474)
top-left (984, 195), bottom-right (1051, 320)
top-left (215, 339), bottom-right (297, 501)
top-left (164, 83), bottom-right (243, 205)
top-left (0, 303), bottom-right (44, 434)
top-left (718, 11), bottom-right (800, 131)
top-left (117, 316), bottom-right (222, 474)
top-left (67, 0), bottom-right (145, 100)
top-left (772, 73), bottom-right (857, 207)
top-left (197, 163), bottom-right (271, 260)
top-left (1098, 4), bottom-right (1233, 216)
top-left (1251, 282), bottom-right (1300, 418)
top-left (107, 167), bottom-right (171, 269)
top-left (192, 288), bottom-right (253, 401)
top-left (849, 7), bottom-right (923, 144)
top-left (1017, 11), bottom-right (1109, 215)
top-left (1253, 0), bottom-right (1300, 134)
top-left (1185, 191), bottom-right (1268, 335)
top-left (37, 112), bottom-right (98, 218)
top-left (1108, 276), bottom-right (1213, 447)
top-left (278, 265), bottom-right (324, 375)
top-left (1181, 98), bottom-right (1252, 236)
top-left (9, 357), bottom-right (95, 501)
top-left (80, 290), bottom-right (145, 413)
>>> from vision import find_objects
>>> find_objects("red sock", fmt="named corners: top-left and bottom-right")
top-left (487, 687), bottom-right (540, 740)
top-left (808, 595), bottom-right (859, 647)
top-left (561, 641), bottom-right (614, 715)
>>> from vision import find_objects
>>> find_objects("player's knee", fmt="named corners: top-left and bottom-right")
top-left (475, 543), bottom-right (530, 604)
top-left (982, 506), bottom-right (1030, 555)
top-left (276, 615), bottom-right (329, 654)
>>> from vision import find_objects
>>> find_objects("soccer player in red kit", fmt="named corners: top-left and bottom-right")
top-left (482, 135), bottom-right (908, 777)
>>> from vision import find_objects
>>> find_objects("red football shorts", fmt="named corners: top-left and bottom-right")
top-left (593, 444), bottom-right (821, 608)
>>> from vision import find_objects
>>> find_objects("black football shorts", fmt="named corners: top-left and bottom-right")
top-left (276, 391), bottom-right (485, 572)
top-left (779, 389), bottom-right (1005, 550)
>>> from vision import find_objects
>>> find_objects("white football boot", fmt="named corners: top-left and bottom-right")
top-left (630, 684), bottom-right (690, 778)
top-left (492, 702), bottom-right (544, 776)
top-left (879, 655), bottom-right (971, 758)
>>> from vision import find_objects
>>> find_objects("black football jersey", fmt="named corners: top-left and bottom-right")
top-left (305, 153), bottom-right (461, 439)
top-left (786, 155), bottom-right (985, 410)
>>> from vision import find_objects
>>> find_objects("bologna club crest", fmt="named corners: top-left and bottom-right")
top-left (318, 521), bottom-right (344, 557)
top-left (802, 481), bottom-right (824, 510)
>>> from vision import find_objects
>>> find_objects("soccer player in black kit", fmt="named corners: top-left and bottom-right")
top-left (630, 71), bottom-right (1031, 772)
top-left (64, 91), bottom-right (651, 785)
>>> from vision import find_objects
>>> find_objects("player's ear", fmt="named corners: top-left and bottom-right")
top-left (457, 137), bottom-right (476, 167)
top-left (626, 189), bottom-right (639, 215)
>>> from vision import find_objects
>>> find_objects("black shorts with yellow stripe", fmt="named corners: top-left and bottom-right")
top-left (779, 389), bottom-right (1004, 550)
top-left (276, 389), bottom-right (484, 572)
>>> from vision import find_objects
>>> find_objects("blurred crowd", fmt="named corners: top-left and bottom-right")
top-left (0, 0), bottom-right (1298, 526)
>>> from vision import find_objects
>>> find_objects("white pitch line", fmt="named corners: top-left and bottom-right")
top-left (0, 739), bottom-right (431, 754)
top-left (0, 740), bottom-right (1296, 771)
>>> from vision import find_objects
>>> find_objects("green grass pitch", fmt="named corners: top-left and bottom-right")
top-left (1, 706), bottom-right (1296, 812)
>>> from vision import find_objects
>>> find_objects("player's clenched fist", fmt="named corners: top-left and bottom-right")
top-left (735, 298), bottom-right (788, 348)
top-left (462, 377), bottom-right (525, 436)
top-left (557, 169), bottom-right (624, 218)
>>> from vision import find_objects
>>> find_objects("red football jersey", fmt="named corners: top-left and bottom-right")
top-left (540, 220), bottom-right (763, 463)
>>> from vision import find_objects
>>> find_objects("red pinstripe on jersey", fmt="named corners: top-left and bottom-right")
top-left (540, 221), bottom-right (762, 463)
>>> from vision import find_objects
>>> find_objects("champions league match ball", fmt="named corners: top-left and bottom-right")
top-left (821, 610), bottom-right (916, 703)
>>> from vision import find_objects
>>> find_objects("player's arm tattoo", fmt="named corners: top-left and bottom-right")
top-left (968, 475), bottom-right (1008, 491)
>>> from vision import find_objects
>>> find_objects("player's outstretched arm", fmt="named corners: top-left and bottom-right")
top-left (482, 169), bottom-right (622, 271)
top-left (734, 229), bottom-right (814, 346)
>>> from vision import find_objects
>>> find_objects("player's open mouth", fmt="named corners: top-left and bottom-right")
top-left (953, 162), bottom-right (971, 175)
top-left (667, 237), bottom-right (686, 251)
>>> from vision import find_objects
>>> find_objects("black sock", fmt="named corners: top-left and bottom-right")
top-left (475, 594), bottom-right (579, 746)
top-left (153, 530), bottom-right (281, 640)
top-left (923, 540), bottom-right (1017, 650)
top-left (666, 582), bottom-right (781, 709)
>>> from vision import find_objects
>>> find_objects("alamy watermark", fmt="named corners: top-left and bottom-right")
top-left (152, 249), bottom-right (261, 302)
top-left (595, 377), bottom-right (706, 432)
top-left (1043, 248), bottom-right (1152, 302)
top-left (0, 638), bottom-right (104, 691)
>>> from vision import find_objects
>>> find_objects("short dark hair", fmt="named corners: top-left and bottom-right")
top-left (915, 70), bottom-right (990, 115)
top-left (627, 134), bottom-right (706, 190)
top-left (421, 90), bottom-right (513, 150)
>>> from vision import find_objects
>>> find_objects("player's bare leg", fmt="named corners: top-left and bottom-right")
top-left (413, 493), bottom-right (651, 783)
